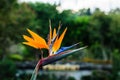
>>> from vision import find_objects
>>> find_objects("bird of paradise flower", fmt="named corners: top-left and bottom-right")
top-left (22, 22), bottom-right (86, 80)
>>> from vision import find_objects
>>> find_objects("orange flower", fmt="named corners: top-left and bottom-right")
top-left (23, 26), bottom-right (67, 56)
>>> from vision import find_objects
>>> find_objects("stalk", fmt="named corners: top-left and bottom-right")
top-left (30, 49), bottom-right (43, 80)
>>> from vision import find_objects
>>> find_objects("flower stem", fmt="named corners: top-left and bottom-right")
top-left (30, 49), bottom-right (43, 80)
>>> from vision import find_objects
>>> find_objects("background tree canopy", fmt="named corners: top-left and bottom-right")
top-left (0, 0), bottom-right (120, 61)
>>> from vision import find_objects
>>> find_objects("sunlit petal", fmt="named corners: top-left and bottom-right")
top-left (23, 35), bottom-right (34, 42)
top-left (27, 29), bottom-right (47, 44)
top-left (23, 29), bottom-right (49, 49)
top-left (23, 42), bottom-right (38, 49)
top-left (52, 27), bottom-right (67, 52)
top-left (52, 28), bottom-right (56, 39)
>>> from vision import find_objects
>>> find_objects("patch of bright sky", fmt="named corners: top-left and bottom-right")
top-left (19, 0), bottom-right (120, 12)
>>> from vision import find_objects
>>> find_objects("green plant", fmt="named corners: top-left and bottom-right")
top-left (0, 60), bottom-right (17, 80)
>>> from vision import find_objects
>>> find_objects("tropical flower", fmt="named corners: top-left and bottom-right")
top-left (23, 23), bottom-right (86, 80)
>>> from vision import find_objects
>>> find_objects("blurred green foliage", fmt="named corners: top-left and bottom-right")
top-left (112, 49), bottom-right (120, 80)
top-left (0, 60), bottom-right (17, 80)
top-left (0, 0), bottom-right (120, 80)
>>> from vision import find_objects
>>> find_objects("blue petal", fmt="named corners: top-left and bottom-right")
top-left (56, 42), bottom-right (80, 54)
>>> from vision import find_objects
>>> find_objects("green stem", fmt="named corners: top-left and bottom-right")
top-left (30, 49), bottom-right (43, 80)
top-left (30, 61), bottom-right (39, 80)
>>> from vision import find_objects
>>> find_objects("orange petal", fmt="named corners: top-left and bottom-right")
top-left (23, 41), bottom-right (49, 49)
top-left (37, 42), bottom-right (49, 49)
top-left (23, 35), bottom-right (34, 42)
top-left (23, 29), bottom-right (49, 49)
top-left (52, 28), bottom-right (56, 39)
top-left (23, 42), bottom-right (38, 49)
top-left (23, 35), bottom-right (39, 48)
top-left (52, 27), bottom-right (67, 52)
top-left (27, 29), bottom-right (49, 48)
top-left (27, 29), bottom-right (47, 43)
top-left (37, 43), bottom-right (49, 49)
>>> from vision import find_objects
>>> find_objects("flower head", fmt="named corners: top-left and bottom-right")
top-left (23, 24), bottom-right (68, 56)
top-left (22, 23), bottom-right (86, 80)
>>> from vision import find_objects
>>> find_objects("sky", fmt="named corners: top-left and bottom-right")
top-left (19, 0), bottom-right (120, 12)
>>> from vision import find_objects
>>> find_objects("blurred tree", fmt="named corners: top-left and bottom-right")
top-left (78, 8), bottom-right (91, 16)
top-left (0, 0), bottom-right (36, 60)
top-left (109, 8), bottom-right (120, 49)
top-left (59, 10), bottom-right (90, 46)
top-left (0, 60), bottom-right (17, 80)
top-left (110, 9), bottom-right (120, 77)
top-left (0, 0), bottom-right (18, 59)
top-left (88, 9), bottom-right (112, 59)
top-left (112, 49), bottom-right (120, 80)
top-left (29, 3), bottom-right (59, 35)
top-left (89, 9), bottom-right (111, 46)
